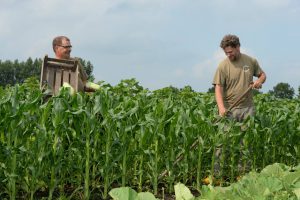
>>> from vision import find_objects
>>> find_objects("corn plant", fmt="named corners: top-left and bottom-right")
top-left (0, 79), bottom-right (299, 199)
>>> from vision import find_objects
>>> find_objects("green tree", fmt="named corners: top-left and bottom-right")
top-left (77, 57), bottom-right (95, 81)
top-left (18, 58), bottom-right (42, 83)
top-left (180, 85), bottom-right (195, 93)
top-left (207, 86), bottom-right (215, 93)
top-left (252, 89), bottom-right (262, 96)
top-left (269, 82), bottom-right (294, 99)
top-left (0, 58), bottom-right (42, 87)
top-left (153, 85), bottom-right (179, 97)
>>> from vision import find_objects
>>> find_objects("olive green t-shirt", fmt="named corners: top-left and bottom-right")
top-left (213, 53), bottom-right (263, 108)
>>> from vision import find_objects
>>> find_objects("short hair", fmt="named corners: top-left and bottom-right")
top-left (220, 34), bottom-right (240, 49)
top-left (52, 36), bottom-right (70, 52)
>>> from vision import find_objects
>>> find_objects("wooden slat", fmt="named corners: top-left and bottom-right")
top-left (62, 69), bottom-right (70, 83)
top-left (40, 55), bottom-right (47, 89)
top-left (47, 56), bottom-right (75, 62)
top-left (47, 68), bottom-right (55, 90)
top-left (77, 61), bottom-right (88, 82)
top-left (78, 77), bottom-right (84, 92)
top-left (40, 55), bottom-right (89, 95)
top-left (47, 61), bottom-right (76, 70)
top-left (70, 70), bottom-right (78, 92)
top-left (54, 69), bottom-right (62, 95)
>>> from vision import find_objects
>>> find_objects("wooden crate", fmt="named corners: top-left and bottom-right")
top-left (40, 55), bottom-right (86, 95)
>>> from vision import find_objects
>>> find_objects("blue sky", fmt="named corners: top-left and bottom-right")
top-left (1, 0), bottom-right (299, 94)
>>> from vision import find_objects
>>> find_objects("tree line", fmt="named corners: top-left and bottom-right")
top-left (0, 58), bottom-right (41, 87)
top-left (0, 57), bottom-right (94, 87)
top-left (0, 57), bottom-right (299, 99)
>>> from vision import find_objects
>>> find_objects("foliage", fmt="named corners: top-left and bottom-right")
top-left (174, 163), bottom-right (300, 199)
top-left (108, 163), bottom-right (300, 199)
top-left (76, 57), bottom-right (95, 81)
top-left (269, 82), bottom-right (295, 99)
top-left (180, 85), bottom-right (195, 93)
top-left (0, 79), bottom-right (299, 199)
top-left (175, 183), bottom-right (195, 200)
top-left (252, 88), bottom-right (262, 95)
top-left (207, 86), bottom-right (215, 93)
top-left (153, 86), bottom-right (180, 97)
top-left (109, 187), bottom-right (158, 200)
top-left (0, 58), bottom-right (41, 87)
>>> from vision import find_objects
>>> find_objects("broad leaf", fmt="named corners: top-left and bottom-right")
top-left (174, 183), bottom-right (195, 200)
top-left (109, 187), bottom-right (137, 200)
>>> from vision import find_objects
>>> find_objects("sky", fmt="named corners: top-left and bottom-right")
top-left (1, 0), bottom-right (300, 94)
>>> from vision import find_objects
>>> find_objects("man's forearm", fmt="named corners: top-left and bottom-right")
top-left (258, 72), bottom-right (266, 84)
top-left (215, 84), bottom-right (226, 115)
top-left (253, 72), bottom-right (266, 89)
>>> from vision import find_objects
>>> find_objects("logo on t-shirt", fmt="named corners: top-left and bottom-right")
top-left (243, 65), bottom-right (250, 72)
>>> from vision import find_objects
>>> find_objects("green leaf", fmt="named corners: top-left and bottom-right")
top-left (60, 82), bottom-right (75, 96)
top-left (109, 188), bottom-right (157, 200)
top-left (137, 192), bottom-right (158, 200)
top-left (282, 171), bottom-right (300, 186)
top-left (260, 163), bottom-right (286, 177)
top-left (293, 181), bottom-right (300, 188)
top-left (259, 177), bottom-right (283, 193)
top-left (109, 187), bottom-right (138, 200)
top-left (293, 188), bottom-right (300, 199)
top-left (174, 183), bottom-right (195, 200)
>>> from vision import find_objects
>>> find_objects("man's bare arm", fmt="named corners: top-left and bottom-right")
top-left (215, 84), bottom-right (226, 116)
top-left (253, 71), bottom-right (266, 89)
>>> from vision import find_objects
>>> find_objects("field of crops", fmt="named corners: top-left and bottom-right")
top-left (0, 78), bottom-right (299, 199)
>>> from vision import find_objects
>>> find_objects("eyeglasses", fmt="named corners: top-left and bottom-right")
top-left (57, 45), bottom-right (72, 49)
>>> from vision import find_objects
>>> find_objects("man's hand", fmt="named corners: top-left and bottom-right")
top-left (219, 107), bottom-right (227, 117)
top-left (252, 80), bottom-right (262, 89)
top-left (252, 72), bottom-right (266, 89)
top-left (215, 84), bottom-right (227, 117)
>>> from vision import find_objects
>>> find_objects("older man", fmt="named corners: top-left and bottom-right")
top-left (52, 36), bottom-right (102, 92)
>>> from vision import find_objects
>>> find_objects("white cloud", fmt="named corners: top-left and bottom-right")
top-left (27, 0), bottom-right (118, 15)
top-left (211, 0), bottom-right (293, 10)
top-left (252, 0), bottom-right (292, 8)
top-left (192, 47), bottom-right (257, 76)
top-left (0, 0), bottom-right (299, 93)
top-left (191, 47), bottom-right (256, 88)
top-left (173, 68), bottom-right (185, 78)
top-left (192, 49), bottom-right (225, 79)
